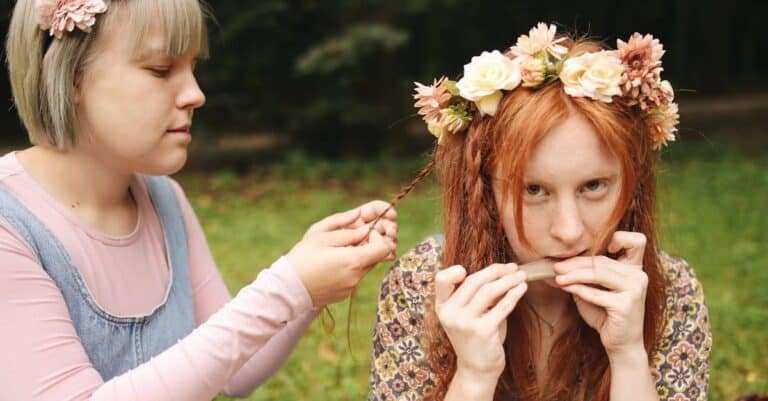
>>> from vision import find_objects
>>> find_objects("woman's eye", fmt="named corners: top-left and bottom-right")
top-left (582, 179), bottom-right (606, 192)
top-left (148, 67), bottom-right (171, 77)
top-left (525, 184), bottom-right (544, 196)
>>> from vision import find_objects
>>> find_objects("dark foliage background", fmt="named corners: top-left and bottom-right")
top-left (2, 0), bottom-right (766, 155)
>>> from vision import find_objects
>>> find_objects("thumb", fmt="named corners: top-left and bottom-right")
top-left (345, 230), bottom-right (393, 269)
top-left (319, 226), bottom-right (369, 247)
top-left (308, 208), bottom-right (362, 234)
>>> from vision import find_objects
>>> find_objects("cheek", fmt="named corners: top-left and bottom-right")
top-left (500, 203), bottom-right (549, 260)
top-left (580, 199), bottom-right (620, 239)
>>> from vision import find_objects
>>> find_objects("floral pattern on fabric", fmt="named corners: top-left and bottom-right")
top-left (368, 236), bottom-right (712, 401)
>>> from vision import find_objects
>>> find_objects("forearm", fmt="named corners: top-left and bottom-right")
top-left (94, 257), bottom-right (314, 400)
top-left (608, 347), bottom-right (659, 401)
top-left (445, 369), bottom-right (498, 401)
top-left (221, 307), bottom-right (320, 397)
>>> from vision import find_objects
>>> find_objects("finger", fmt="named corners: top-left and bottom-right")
top-left (555, 264), bottom-right (626, 291)
top-left (435, 265), bottom-right (467, 304)
top-left (553, 255), bottom-right (626, 276)
top-left (345, 231), bottom-right (396, 269)
top-left (483, 282), bottom-right (528, 325)
top-left (371, 219), bottom-right (398, 240)
top-left (368, 229), bottom-right (397, 254)
top-left (449, 263), bottom-right (518, 307)
top-left (466, 271), bottom-right (527, 315)
top-left (318, 226), bottom-right (369, 247)
top-left (560, 284), bottom-right (618, 308)
top-left (359, 200), bottom-right (397, 222)
top-left (347, 216), bottom-right (367, 229)
top-left (308, 208), bottom-right (362, 233)
top-left (607, 231), bottom-right (646, 266)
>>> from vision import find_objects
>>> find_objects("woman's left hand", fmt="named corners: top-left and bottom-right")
top-left (553, 231), bottom-right (648, 356)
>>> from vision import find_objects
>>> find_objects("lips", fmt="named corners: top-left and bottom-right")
top-left (548, 249), bottom-right (588, 262)
top-left (167, 124), bottom-right (191, 133)
top-left (168, 123), bottom-right (192, 134)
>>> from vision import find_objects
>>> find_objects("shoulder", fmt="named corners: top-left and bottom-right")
top-left (370, 235), bottom-right (443, 400)
top-left (136, 175), bottom-right (196, 217)
top-left (380, 235), bottom-right (444, 310)
top-left (651, 252), bottom-right (712, 400)
top-left (393, 234), bottom-right (444, 274)
top-left (658, 251), bottom-right (708, 315)
top-left (0, 151), bottom-right (23, 182)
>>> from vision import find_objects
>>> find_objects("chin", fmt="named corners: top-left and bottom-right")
top-left (139, 153), bottom-right (188, 176)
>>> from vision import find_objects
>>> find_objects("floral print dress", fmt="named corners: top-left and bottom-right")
top-left (368, 236), bottom-right (712, 401)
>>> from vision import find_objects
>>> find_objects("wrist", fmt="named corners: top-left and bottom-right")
top-left (276, 255), bottom-right (318, 309)
top-left (451, 366), bottom-right (501, 399)
top-left (607, 344), bottom-right (648, 367)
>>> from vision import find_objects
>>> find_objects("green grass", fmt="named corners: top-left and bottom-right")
top-left (177, 139), bottom-right (767, 401)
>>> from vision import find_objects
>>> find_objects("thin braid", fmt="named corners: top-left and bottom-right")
top-left (462, 129), bottom-right (498, 272)
top-left (366, 152), bottom-right (437, 236)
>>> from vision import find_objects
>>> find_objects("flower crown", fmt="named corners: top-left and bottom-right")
top-left (413, 23), bottom-right (679, 150)
top-left (36, 0), bottom-right (108, 40)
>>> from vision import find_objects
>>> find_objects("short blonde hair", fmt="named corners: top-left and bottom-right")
top-left (5, 0), bottom-right (210, 150)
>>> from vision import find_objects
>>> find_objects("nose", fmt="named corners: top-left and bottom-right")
top-left (549, 196), bottom-right (585, 246)
top-left (177, 71), bottom-right (206, 111)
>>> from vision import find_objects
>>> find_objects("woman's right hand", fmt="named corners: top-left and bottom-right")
top-left (435, 263), bottom-right (528, 381)
top-left (286, 203), bottom-right (397, 307)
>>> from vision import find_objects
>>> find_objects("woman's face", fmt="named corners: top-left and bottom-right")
top-left (493, 114), bottom-right (622, 265)
top-left (74, 14), bottom-right (206, 176)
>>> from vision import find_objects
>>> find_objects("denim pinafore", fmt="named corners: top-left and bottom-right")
top-left (0, 176), bottom-right (195, 381)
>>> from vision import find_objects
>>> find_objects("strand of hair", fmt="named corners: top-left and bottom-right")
top-left (365, 153), bottom-right (437, 239)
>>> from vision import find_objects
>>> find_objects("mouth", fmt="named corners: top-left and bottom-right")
top-left (167, 124), bottom-right (191, 134)
top-left (547, 249), bottom-right (589, 262)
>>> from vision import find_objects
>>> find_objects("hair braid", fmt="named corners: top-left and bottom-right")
top-left (366, 152), bottom-right (436, 238)
top-left (461, 126), bottom-right (500, 272)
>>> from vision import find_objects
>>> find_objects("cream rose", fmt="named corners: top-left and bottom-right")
top-left (560, 51), bottom-right (623, 102)
top-left (456, 50), bottom-right (521, 116)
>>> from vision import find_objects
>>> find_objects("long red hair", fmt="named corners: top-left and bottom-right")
top-left (421, 40), bottom-right (670, 401)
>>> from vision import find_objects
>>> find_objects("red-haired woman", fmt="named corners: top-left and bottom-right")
top-left (369, 24), bottom-right (711, 401)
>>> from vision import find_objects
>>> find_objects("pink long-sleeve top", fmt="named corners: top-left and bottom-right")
top-left (0, 152), bottom-right (319, 400)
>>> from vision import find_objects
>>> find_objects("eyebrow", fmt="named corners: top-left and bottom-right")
top-left (134, 46), bottom-right (168, 60)
top-left (523, 172), bottom-right (619, 184)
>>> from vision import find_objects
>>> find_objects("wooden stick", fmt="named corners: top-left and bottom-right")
top-left (519, 259), bottom-right (555, 282)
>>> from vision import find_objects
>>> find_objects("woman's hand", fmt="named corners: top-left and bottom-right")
top-left (553, 231), bottom-right (649, 357)
top-left (341, 200), bottom-right (398, 260)
top-left (435, 263), bottom-right (528, 381)
top-left (287, 201), bottom-right (397, 306)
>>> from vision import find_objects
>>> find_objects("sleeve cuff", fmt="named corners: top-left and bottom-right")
top-left (270, 256), bottom-right (315, 311)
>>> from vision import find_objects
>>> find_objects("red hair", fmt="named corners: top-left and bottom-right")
top-left (421, 40), bottom-right (670, 401)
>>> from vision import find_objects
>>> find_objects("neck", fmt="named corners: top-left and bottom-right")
top-left (18, 145), bottom-right (135, 214)
top-left (524, 280), bottom-right (573, 332)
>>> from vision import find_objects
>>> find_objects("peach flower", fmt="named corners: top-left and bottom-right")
top-left (37, 0), bottom-right (108, 39)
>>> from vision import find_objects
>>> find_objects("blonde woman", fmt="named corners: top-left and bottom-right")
top-left (1, 1), bottom-right (398, 399)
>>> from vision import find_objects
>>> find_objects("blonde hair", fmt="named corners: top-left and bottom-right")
top-left (5, 0), bottom-right (211, 149)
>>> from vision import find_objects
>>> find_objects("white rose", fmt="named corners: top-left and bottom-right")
top-left (560, 51), bottom-right (623, 103)
top-left (456, 50), bottom-right (521, 116)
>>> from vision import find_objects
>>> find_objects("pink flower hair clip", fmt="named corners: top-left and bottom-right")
top-left (36, 0), bottom-right (108, 40)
